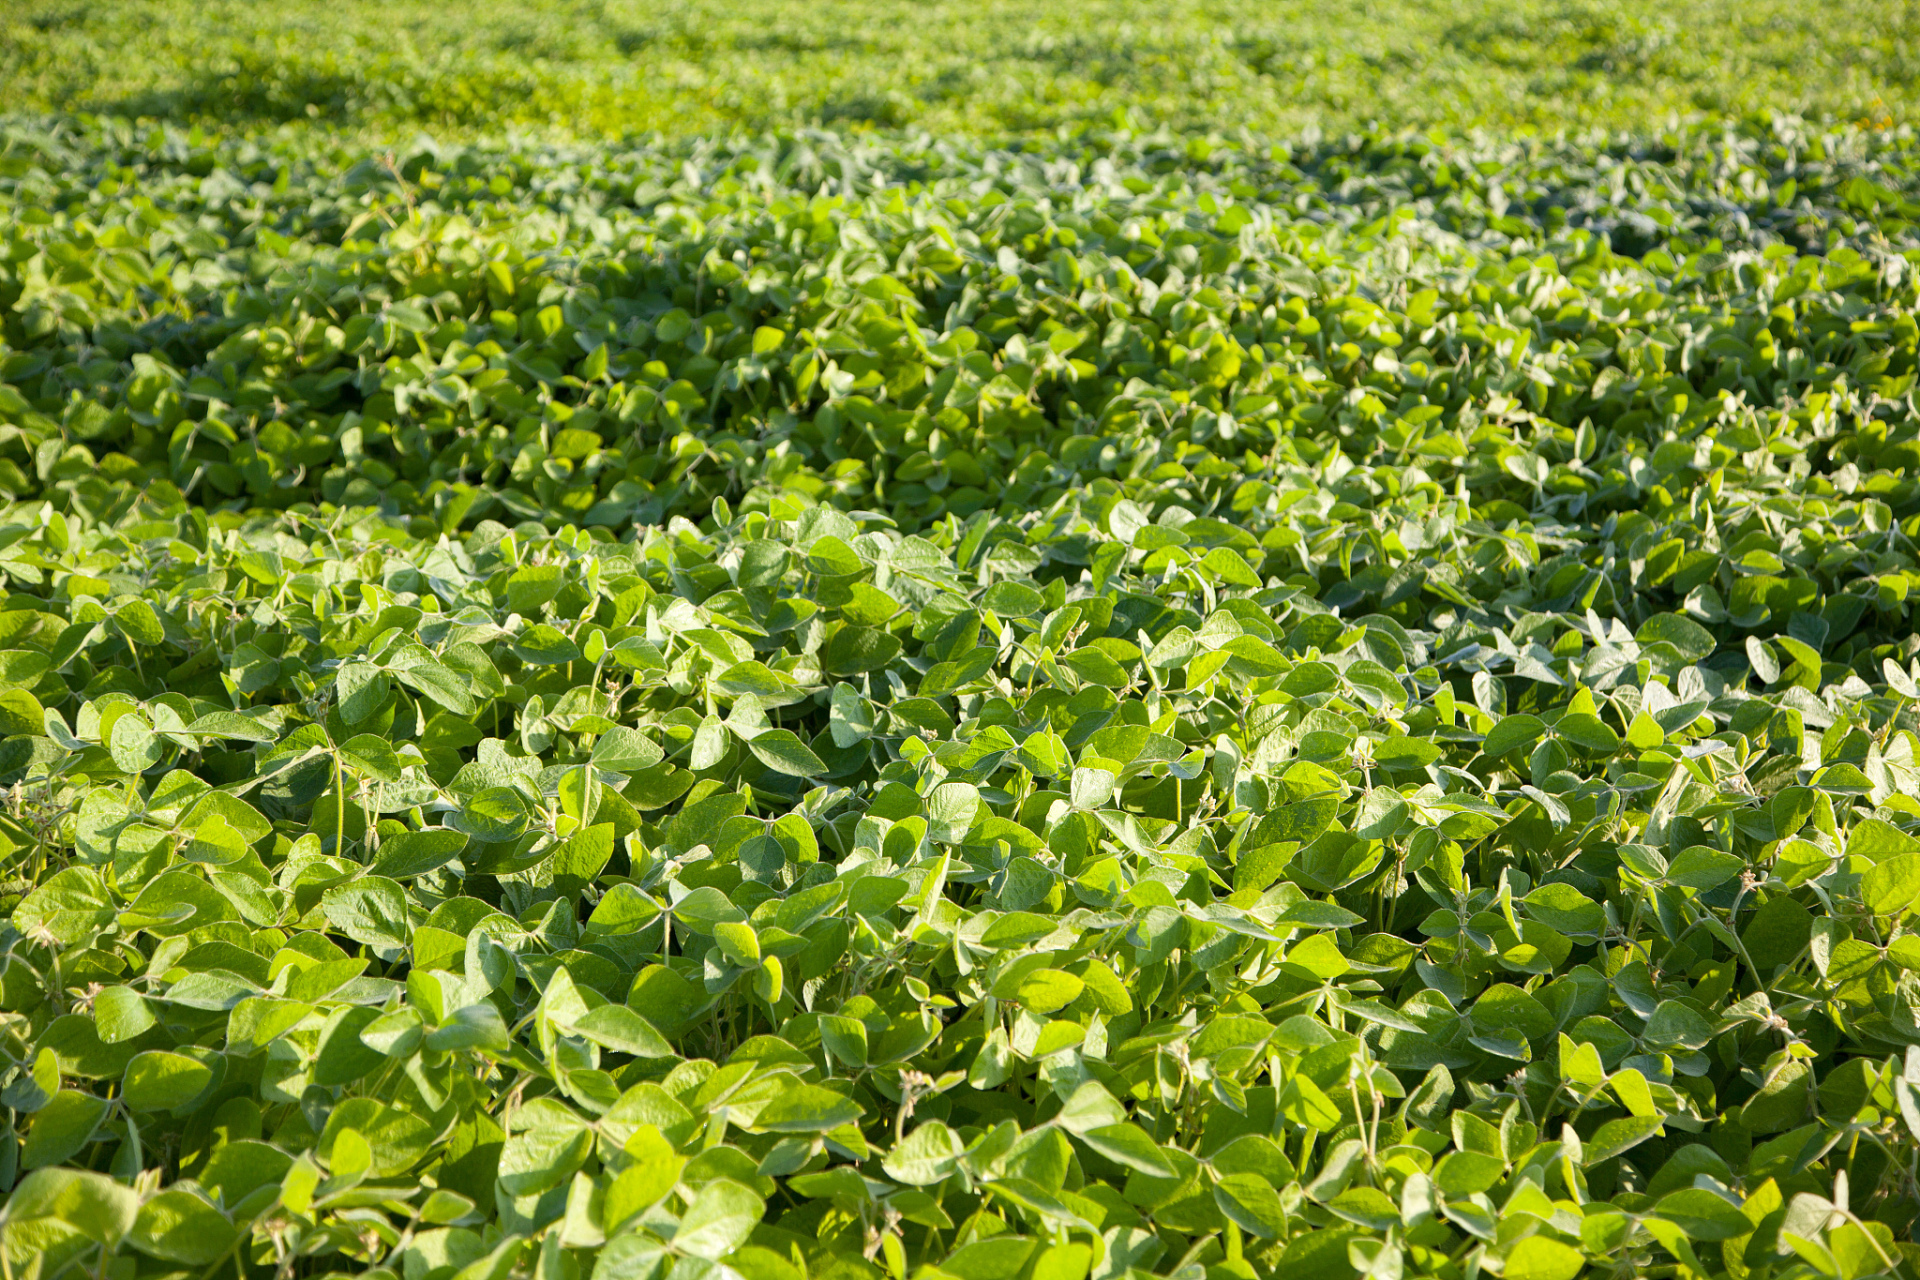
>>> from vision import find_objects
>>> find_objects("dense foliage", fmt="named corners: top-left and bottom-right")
top-left (6, 8), bottom-right (1920, 1280)
top-left (2, 0), bottom-right (1916, 139)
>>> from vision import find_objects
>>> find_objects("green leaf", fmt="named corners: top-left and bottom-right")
top-left (1484, 714), bottom-right (1546, 758)
top-left (823, 625), bottom-right (901, 675)
top-left (829, 682), bottom-right (874, 746)
top-left (359, 1007), bottom-right (424, 1058)
top-left (1637, 613), bottom-right (1717, 663)
top-left (321, 876), bottom-right (412, 950)
top-left (1213, 1172), bottom-right (1288, 1238)
top-left (182, 711), bottom-right (277, 742)
top-left (506, 564), bottom-right (566, 613)
top-left (674, 1179), bottom-right (765, 1260)
top-left (335, 662), bottom-right (389, 724)
top-left (593, 726), bottom-right (664, 772)
top-left (128, 1189), bottom-right (237, 1265)
top-left (572, 1006), bottom-right (675, 1058)
top-left (1653, 1187), bottom-right (1753, 1240)
top-left (943, 1238), bottom-right (1037, 1280)
top-left (754, 1084), bottom-right (863, 1132)
top-left (425, 1002), bottom-right (511, 1053)
top-left (395, 661), bottom-right (477, 714)
top-left (21, 1090), bottom-right (108, 1170)
top-left (1524, 883), bottom-right (1605, 937)
top-left (1077, 1123), bottom-right (1176, 1177)
top-left (512, 624), bottom-right (584, 665)
top-left (497, 1098), bottom-right (593, 1196)
top-left (92, 986), bottom-right (156, 1044)
top-left (0, 649), bottom-right (50, 691)
top-left (927, 780), bottom-right (981, 842)
top-left (1471, 984), bottom-right (1553, 1041)
top-left (1555, 712), bottom-right (1621, 754)
top-left (1668, 846), bottom-right (1745, 892)
top-left (979, 911), bottom-right (1057, 948)
top-left (1863, 853), bottom-right (1920, 918)
top-left (982, 581), bottom-right (1044, 617)
top-left (113, 599), bottom-right (166, 645)
top-left (4, 1167), bottom-right (139, 1243)
top-left (122, 1050), bottom-right (213, 1112)
top-left (1373, 735), bottom-right (1442, 768)
top-left (1583, 1115), bottom-right (1665, 1165)
top-left (340, 732), bottom-right (402, 781)
top-left (109, 712), bottom-right (161, 773)
top-left (15, 868), bottom-right (115, 942)
top-left (455, 786), bottom-right (533, 842)
top-left (884, 1121), bottom-right (965, 1186)
top-left (1053, 1081), bottom-right (1126, 1133)
top-left (1013, 968), bottom-right (1084, 1014)
top-left (1503, 1236), bottom-right (1584, 1280)
top-left (370, 828), bottom-right (469, 879)
top-left (605, 1128), bottom-right (684, 1232)
top-left (551, 822), bottom-right (615, 888)
top-left (314, 1006), bottom-right (386, 1085)
top-left (745, 728), bottom-right (827, 776)
top-left (1243, 798), bottom-right (1338, 847)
